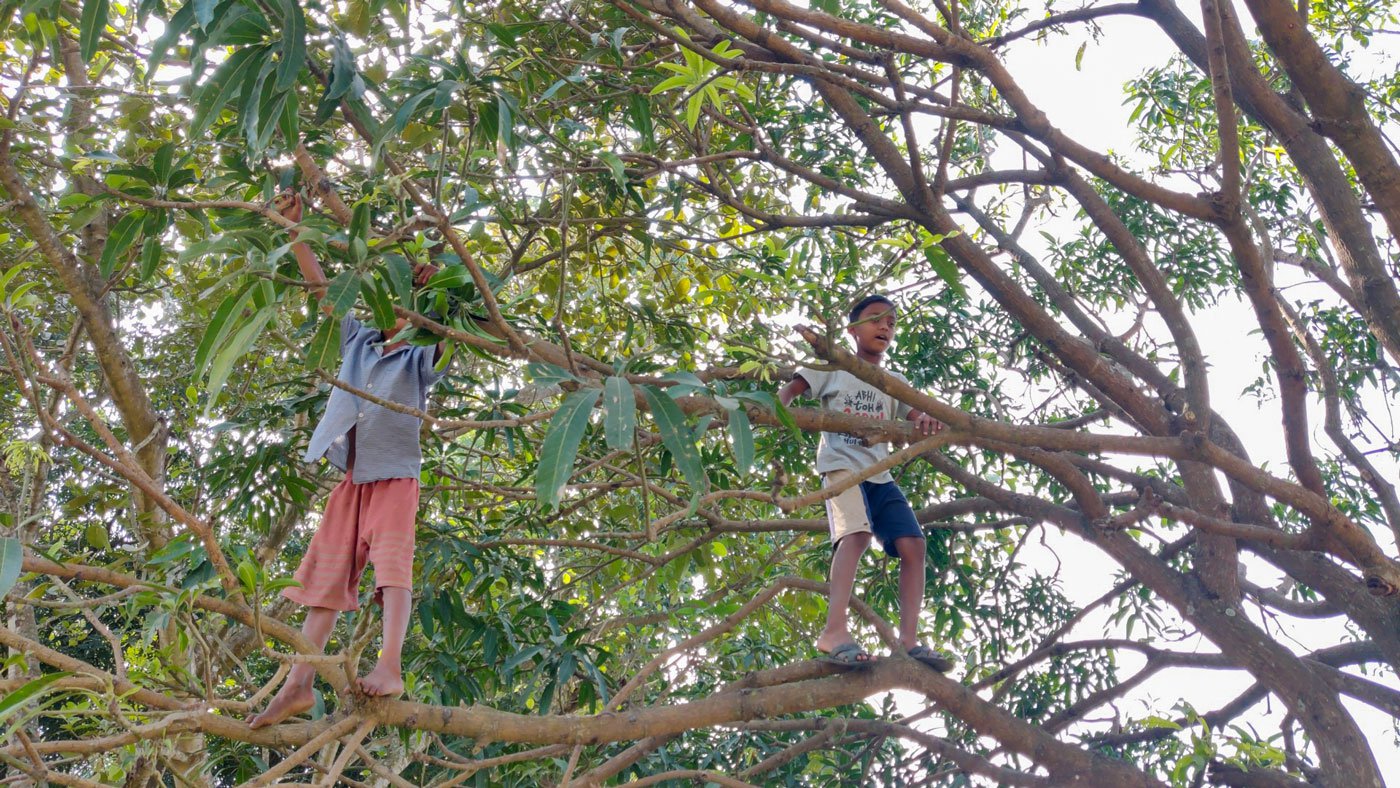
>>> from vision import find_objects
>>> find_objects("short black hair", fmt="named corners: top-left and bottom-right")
top-left (848, 294), bottom-right (895, 324)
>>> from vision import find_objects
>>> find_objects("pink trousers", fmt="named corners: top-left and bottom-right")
top-left (283, 476), bottom-right (419, 611)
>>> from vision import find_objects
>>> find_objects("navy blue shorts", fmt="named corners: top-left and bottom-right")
top-left (862, 481), bottom-right (924, 556)
top-left (825, 471), bottom-right (924, 557)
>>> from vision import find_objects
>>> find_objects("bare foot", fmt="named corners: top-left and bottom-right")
top-left (357, 662), bottom-right (404, 697)
top-left (248, 681), bottom-right (314, 729)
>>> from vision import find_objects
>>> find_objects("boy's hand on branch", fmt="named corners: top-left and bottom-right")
top-left (273, 190), bottom-right (304, 224)
top-left (911, 411), bottom-right (944, 436)
top-left (412, 262), bottom-right (439, 288)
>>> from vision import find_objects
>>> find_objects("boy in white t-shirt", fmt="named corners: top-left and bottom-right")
top-left (779, 295), bottom-right (955, 671)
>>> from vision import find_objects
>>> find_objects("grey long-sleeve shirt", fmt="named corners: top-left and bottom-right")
top-left (303, 314), bottom-right (446, 483)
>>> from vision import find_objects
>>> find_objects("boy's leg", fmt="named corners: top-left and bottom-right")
top-left (358, 587), bottom-right (410, 695)
top-left (248, 606), bottom-right (338, 728)
top-left (893, 535), bottom-right (927, 650)
top-left (817, 532), bottom-right (872, 655)
top-left (251, 479), bottom-right (364, 727)
top-left (359, 477), bottom-right (420, 696)
top-left (818, 471), bottom-right (877, 660)
top-left (872, 484), bottom-right (955, 671)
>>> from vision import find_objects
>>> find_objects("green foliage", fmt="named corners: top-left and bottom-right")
top-left (536, 387), bottom-right (601, 509)
top-left (650, 32), bottom-right (754, 130)
top-left (640, 384), bottom-right (709, 498)
top-left (78, 0), bottom-right (106, 63)
top-left (0, 671), bottom-right (74, 730)
top-left (0, 536), bottom-right (22, 598)
top-left (602, 375), bottom-right (637, 451)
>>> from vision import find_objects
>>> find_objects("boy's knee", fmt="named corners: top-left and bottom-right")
top-left (894, 535), bottom-right (925, 560)
top-left (837, 531), bottom-right (873, 551)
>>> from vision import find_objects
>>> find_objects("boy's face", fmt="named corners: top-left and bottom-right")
top-left (848, 302), bottom-right (897, 357)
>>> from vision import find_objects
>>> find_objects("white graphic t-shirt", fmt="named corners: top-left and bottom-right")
top-left (795, 367), bottom-right (914, 484)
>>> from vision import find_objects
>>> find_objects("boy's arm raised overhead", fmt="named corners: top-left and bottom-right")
top-left (273, 191), bottom-right (332, 309)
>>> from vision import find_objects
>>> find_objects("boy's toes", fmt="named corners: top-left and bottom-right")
top-left (247, 687), bottom-right (313, 729)
top-left (357, 666), bottom-right (404, 697)
top-left (818, 641), bottom-right (877, 669)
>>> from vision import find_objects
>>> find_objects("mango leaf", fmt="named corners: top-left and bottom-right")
top-left (203, 305), bottom-right (274, 413)
top-left (323, 36), bottom-right (357, 102)
top-left (685, 93), bottom-right (703, 130)
top-left (148, 0), bottom-right (194, 70)
top-left (147, 533), bottom-right (201, 566)
top-left (193, 0), bottom-right (217, 28)
top-left (138, 238), bottom-right (163, 282)
top-left (627, 93), bottom-right (655, 149)
top-left (650, 74), bottom-right (691, 96)
top-left (305, 316), bottom-right (341, 370)
top-left (535, 388), bottom-right (599, 509)
top-left (383, 254), bottom-right (414, 305)
top-left (238, 57), bottom-right (277, 153)
top-left (0, 263), bottom-right (30, 300)
top-left (660, 370), bottom-right (706, 396)
top-left (598, 151), bottom-right (627, 190)
top-left (5, 281), bottom-right (39, 309)
top-left (249, 64), bottom-right (289, 153)
top-left (275, 0), bottom-right (305, 91)
top-left (202, 3), bottom-right (270, 47)
top-left (141, 209), bottom-right (168, 236)
top-left (0, 672), bottom-right (73, 729)
top-left (496, 93), bottom-right (514, 150)
top-left (190, 45), bottom-right (265, 139)
top-left (431, 80), bottom-right (462, 112)
top-left (602, 376), bottom-right (636, 451)
top-left (349, 200), bottom-right (370, 245)
top-left (386, 88), bottom-right (435, 143)
top-left (324, 269), bottom-right (360, 317)
top-left (277, 88), bottom-right (300, 146)
top-left (640, 385), bottom-right (708, 494)
top-left (923, 241), bottom-right (966, 298)
top-left (525, 362), bottom-right (578, 386)
top-left (194, 282), bottom-right (254, 375)
top-left (236, 559), bottom-right (258, 595)
top-left (98, 211), bottom-right (145, 277)
top-left (79, 0), bottom-right (108, 63)
top-left (692, 414), bottom-right (714, 443)
top-left (426, 265), bottom-right (470, 291)
top-left (362, 275), bottom-right (396, 329)
top-left (728, 406), bottom-right (754, 476)
top-left (736, 390), bottom-right (798, 435)
top-left (0, 536), bottom-right (22, 598)
top-left (67, 202), bottom-right (105, 233)
top-left (84, 523), bottom-right (110, 550)
top-left (152, 144), bottom-right (175, 185)
top-left (502, 644), bottom-right (544, 675)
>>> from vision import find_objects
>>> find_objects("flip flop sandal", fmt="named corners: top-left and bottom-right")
top-left (907, 644), bottom-right (956, 673)
top-left (819, 641), bottom-right (876, 668)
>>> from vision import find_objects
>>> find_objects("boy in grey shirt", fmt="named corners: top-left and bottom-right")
top-left (250, 191), bottom-right (444, 728)
top-left (779, 295), bottom-right (955, 671)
